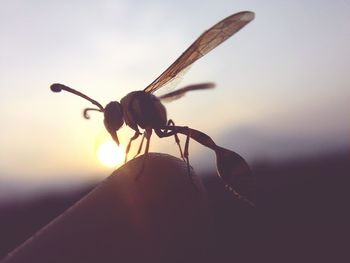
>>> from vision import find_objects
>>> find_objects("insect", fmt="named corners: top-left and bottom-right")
top-left (51, 11), bottom-right (255, 206)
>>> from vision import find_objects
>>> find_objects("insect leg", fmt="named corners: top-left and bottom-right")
top-left (135, 128), bottom-right (152, 180)
top-left (125, 130), bottom-right (141, 163)
top-left (133, 133), bottom-right (146, 159)
top-left (183, 128), bottom-right (191, 176)
top-left (167, 119), bottom-right (185, 161)
top-left (154, 126), bottom-right (195, 186)
top-left (144, 128), bottom-right (152, 154)
top-left (157, 125), bottom-right (255, 206)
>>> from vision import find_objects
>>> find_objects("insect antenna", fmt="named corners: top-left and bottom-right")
top-left (83, 108), bottom-right (103, 119)
top-left (50, 83), bottom-right (104, 119)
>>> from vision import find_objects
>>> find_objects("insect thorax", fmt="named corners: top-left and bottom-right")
top-left (120, 91), bottom-right (167, 130)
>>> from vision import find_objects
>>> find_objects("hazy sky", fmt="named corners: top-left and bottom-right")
top-left (0, 0), bottom-right (349, 192)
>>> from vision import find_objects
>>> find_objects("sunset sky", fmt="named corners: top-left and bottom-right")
top-left (0, 0), bottom-right (349, 197)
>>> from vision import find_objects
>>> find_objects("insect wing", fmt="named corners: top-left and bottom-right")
top-left (158, 83), bottom-right (215, 102)
top-left (151, 64), bottom-right (192, 98)
top-left (143, 11), bottom-right (254, 94)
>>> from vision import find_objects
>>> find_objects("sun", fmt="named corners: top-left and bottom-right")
top-left (97, 140), bottom-right (125, 167)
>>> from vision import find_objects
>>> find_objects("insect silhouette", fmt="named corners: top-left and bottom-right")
top-left (51, 11), bottom-right (255, 206)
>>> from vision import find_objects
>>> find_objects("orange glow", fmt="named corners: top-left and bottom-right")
top-left (97, 140), bottom-right (125, 167)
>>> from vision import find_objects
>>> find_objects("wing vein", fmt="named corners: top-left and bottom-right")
top-left (143, 11), bottom-right (255, 94)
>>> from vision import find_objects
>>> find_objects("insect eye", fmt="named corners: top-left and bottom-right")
top-left (103, 101), bottom-right (124, 145)
top-left (104, 101), bottom-right (124, 130)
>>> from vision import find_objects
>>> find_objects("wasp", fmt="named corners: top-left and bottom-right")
top-left (51, 11), bottom-right (255, 206)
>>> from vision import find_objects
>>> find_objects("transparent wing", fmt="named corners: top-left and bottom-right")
top-left (143, 11), bottom-right (255, 94)
top-left (152, 65), bottom-right (192, 97)
top-left (158, 83), bottom-right (215, 102)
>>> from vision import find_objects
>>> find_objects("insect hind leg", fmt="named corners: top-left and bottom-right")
top-left (157, 125), bottom-right (255, 206)
top-left (154, 126), bottom-right (194, 186)
top-left (167, 119), bottom-right (185, 161)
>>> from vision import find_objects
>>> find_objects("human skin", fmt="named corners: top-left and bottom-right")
top-left (1, 153), bottom-right (210, 263)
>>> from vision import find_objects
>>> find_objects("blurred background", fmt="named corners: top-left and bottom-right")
top-left (0, 0), bottom-right (349, 261)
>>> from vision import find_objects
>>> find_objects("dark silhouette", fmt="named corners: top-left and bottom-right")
top-left (50, 11), bottom-right (255, 204)
top-left (1, 150), bottom-right (348, 261)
